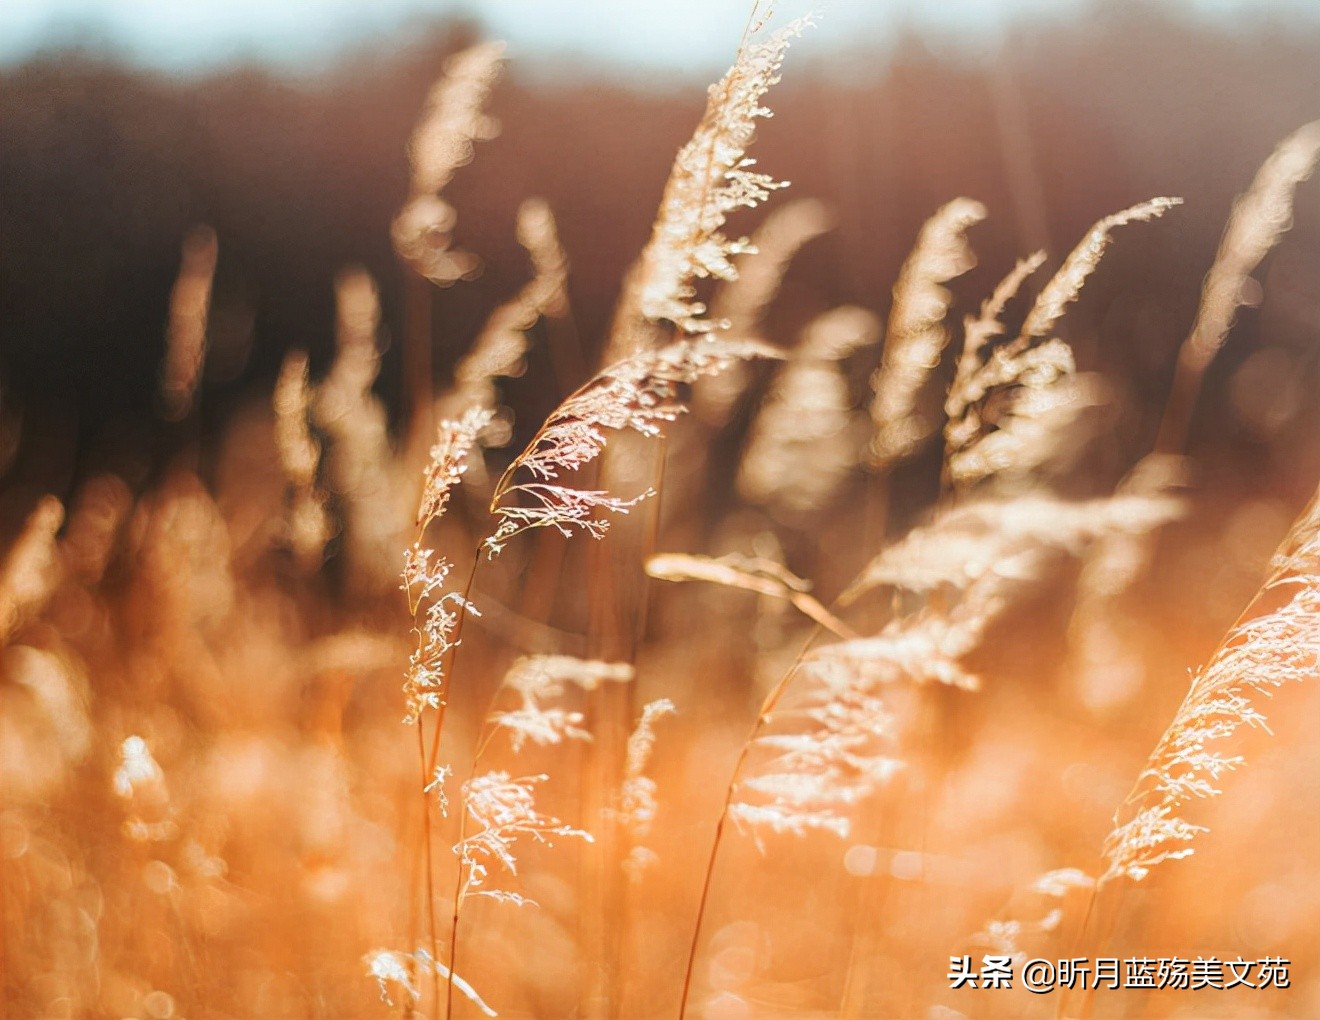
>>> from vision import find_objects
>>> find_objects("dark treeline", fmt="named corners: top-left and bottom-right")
top-left (1, 5), bottom-right (1318, 517)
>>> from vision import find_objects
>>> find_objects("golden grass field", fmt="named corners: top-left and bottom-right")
top-left (1, 5), bottom-right (1319, 1019)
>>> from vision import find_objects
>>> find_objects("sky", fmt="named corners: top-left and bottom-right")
top-left (1, 0), bottom-right (1315, 75)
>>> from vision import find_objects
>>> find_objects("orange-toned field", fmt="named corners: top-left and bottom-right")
top-left (2, 7), bottom-right (1319, 1020)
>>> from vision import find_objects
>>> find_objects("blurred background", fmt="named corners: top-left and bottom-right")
top-left (2, 0), bottom-right (1319, 517)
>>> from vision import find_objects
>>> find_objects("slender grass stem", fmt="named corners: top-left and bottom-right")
top-left (676, 625), bottom-right (826, 1020)
top-left (417, 723), bottom-right (441, 1016)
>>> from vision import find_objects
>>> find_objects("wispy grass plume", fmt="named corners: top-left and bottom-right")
top-left (944, 199), bottom-right (1179, 491)
top-left (0, 496), bottom-right (64, 642)
top-left (606, 11), bottom-right (812, 356)
top-left (1157, 120), bottom-right (1320, 453)
top-left (843, 491), bottom-right (1185, 605)
top-left (314, 267), bottom-right (401, 591)
top-left (647, 551), bottom-right (856, 638)
top-left (695, 197), bottom-right (834, 425)
top-left (868, 197), bottom-right (985, 469)
top-left (1100, 485), bottom-right (1320, 884)
top-left (393, 41), bottom-right (506, 285)
top-left (273, 349), bottom-right (330, 572)
top-left (435, 197), bottom-right (572, 446)
top-left (159, 225), bottom-right (218, 421)
top-left (402, 408), bottom-right (495, 726)
top-left (617, 698), bottom-right (677, 883)
top-left (489, 655), bottom-right (634, 753)
top-left (738, 306), bottom-right (879, 519)
top-left (487, 337), bottom-right (780, 553)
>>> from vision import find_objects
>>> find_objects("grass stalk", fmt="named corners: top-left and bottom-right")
top-left (676, 626), bottom-right (825, 1020)
top-left (581, 434), bottom-right (665, 1017)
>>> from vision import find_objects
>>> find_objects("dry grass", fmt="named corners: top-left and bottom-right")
top-left (2, 12), bottom-right (1320, 1020)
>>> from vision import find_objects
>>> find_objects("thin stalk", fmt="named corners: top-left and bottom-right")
top-left (515, 519), bottom-right (572, 632)
top-left (676, 752), bottom-right (747, 1020)
top-left (581, 435), bottom-right (667, 1018)
top-left (490, 369), bottom-right (606, 504)
top-left (677, 526), bottom-right (903, 1020)
top-left (444, 796), bottom-right (468, 1020)
top-left (438, 529), bottom-right (586, 1018)
top-left (441, 627), bottom-right (528, 1020)
top-left (443, 674), bottom-right (500, 1020)
top-left (1152, 350), bottom-right (1204, 456)
top-left (1060, 495), bottom-right (1320, 1019)
top-left (838, 692), bottom-right (940, 1018)
top-left (1056, 887), bottom-right (1120, 1020)
top-left (676, 625), bottom-right (825, 1020)
top-left (402, 528), bottom-right (484, 1019)
top-left (543, 298), bottom-right (588, 397)
top-left (418, 723), bottom-right (441, 1015)
top-left (425, 549), bottom-right (485, 778)
top-left (403, 778), bottom-right (424, 1020)
top-left (429, 546), bottom-right (486, 1020)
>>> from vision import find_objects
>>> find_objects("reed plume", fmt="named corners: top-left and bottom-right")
top-left (605, 10), bottom-right (811, 358)
top-left (1065, 453), bottom-right (1191, 710)
top-left (1157, 120), bottom-right (1320, 453)
top-left (60, 473), bottom-right (131, 586)
top-left (489, 655), bottom-right (634, 753)
top-left (159, 225), bottom-right (218, 421)
top-left (1100, 484), bottom-right (1320, 884)
top-left (393, 41), bottom-right (505, 285)
top-left (435, 197), bottom-right (572, 469)
top-left (946, 251), bottom-right (1046, 422)
top-left (868, 197), bottom-right (986, 469)
top-left (694, 197), bottom-right (834, 425)
top-left (646, 551), bottom-right (855, 638)
top-left (273, 349), bottom-right (331, 572)
top-left (738, 306), bottom-right (879, 519)
top-left (315, 267), bottom-right (404, 591)
top-left (487, 337), bottom-right (780, 553)
top-left (969, 868), bottom-right (1094, 957)
top-left (0, 496), bottom-right (64, 643)
top-left (402, 408), bottom-right (494, 726)
top-left (14, 17), bottom-right (1320, 1020)
top-left (842, 491), bottom-right (1185, 605)
top-left (443, 654), bottom-right (628, 1014)
top-left (944, 199), bottom-right (1180, 491)
top-left (617, 698), bottom-right (677, 882)
top-left (364, 948), bottom-right (497, 1017)
top-left (728, 622), bottom-right (978, 850)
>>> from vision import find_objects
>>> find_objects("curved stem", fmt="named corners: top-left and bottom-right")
top-left (584, 435), bottom-right (666, 1018)
top-left (676, 625), bottom-right (825, 1020)
top-left (491, 369), bottom-right (620, 505)
top-left (1056, 880), bottom-right (1119, 1020)
top-left (443, 680), bottom-right (499, 1020)
top-left (405, 541), bottom-right (483, 1018)
top-left (444, 807), bottom-right (469, 1020)
top-left (441, 554), bottom-right (527, 1019)
top-left (403, 779), bottom-right (424, 1020)
top-left (675, 741), bottom-right (749, 1020)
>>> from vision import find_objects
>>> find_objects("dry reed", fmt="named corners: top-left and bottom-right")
top-left (1101, 484), bottom-right (1320, 885)
top-left (1157, 120), bottom-right (1320, 453)
top-left (604, 10), bottom-right (811, 359)
top-left (737, 306), bottom-right (878, 519)
top-left (868, 197), bottom-right (986, 469)
top-left (6, 15), bottom-right (1320, 1020)
top-left (159, 225), bottom-right (218, 421)
top-left (945, 199), bottom-right (1180, 491)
